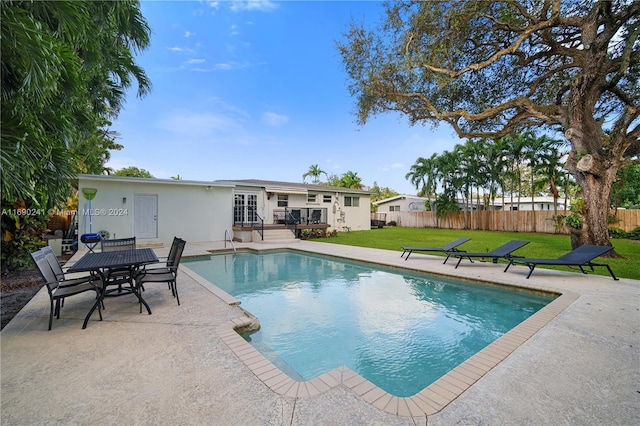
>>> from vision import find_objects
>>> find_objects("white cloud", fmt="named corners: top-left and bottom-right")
top-left (158, 111), bottom-right (244, 140)
top-left (186, 58), bottom-right (206, 64)
top-left (262, 112), bottom-right (289, 127)
top-left (198, 61), bottom-right (252, 71)
top-left (230, 0), bottom-right (278, 13)
top-left (391, 162), bottom-right (404, 169)
top-left (184, 31), bottom-right (195, 38)
top-left (168, 46), bottom-right (196, 55)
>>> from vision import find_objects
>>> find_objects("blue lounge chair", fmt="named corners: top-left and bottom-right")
top-left (401, 237), bottom-right (471, 263)
top-left (449, 240), bottom-right (530, 268)
top-left (503, 244), bottom-right (618, 280)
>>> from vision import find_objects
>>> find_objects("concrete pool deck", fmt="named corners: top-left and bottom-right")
top-left (1, 241), bottom-right (638, 425)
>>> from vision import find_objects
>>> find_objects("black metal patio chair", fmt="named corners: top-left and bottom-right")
top-left (100, 237), bottom-right (137, 294)
top-left (135, 237), bottom-right (186, 306)
top-left (30, 248), bottom-right (103, 330)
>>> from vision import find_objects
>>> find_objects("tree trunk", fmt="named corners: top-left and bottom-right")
top-left (565, 130), bottom-right (621, 252)
top-left (570, 170), bottom-right (615, 245)
top-left (553, 196), bottom-right (559, 234)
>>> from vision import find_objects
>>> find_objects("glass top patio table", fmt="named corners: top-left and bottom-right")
top-left (68, 248), bottom-right (158, 328)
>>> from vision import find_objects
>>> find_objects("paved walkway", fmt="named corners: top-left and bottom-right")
top-left (1, 241), bottom-right (638, 425)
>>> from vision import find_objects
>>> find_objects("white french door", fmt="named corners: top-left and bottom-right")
top-left (234, 193), bottom-right (257, 224)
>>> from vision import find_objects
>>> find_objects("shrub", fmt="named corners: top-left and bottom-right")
top-left (626, 227), bottom-right (640, 240)
top-left (300, 229), bottom-right (337, 240)
top-left (566, 198), bottom-right (586, 229)
top-left (608, 227), bottom-right (627, 239)
top-left (608, 214), bottom-right (620, 224)
top-left (608, 226), bottom-right (640, 240)
top-left (1, 201), bottom-right (48, 271)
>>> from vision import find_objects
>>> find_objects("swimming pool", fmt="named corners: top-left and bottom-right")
top-left (184, 250), bottom-right (554, 397)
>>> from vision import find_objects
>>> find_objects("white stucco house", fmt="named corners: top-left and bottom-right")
top-left (77, 175), bottom-right (371, 247)
top-left (374, 194), bottom-right (566, 214)
top-left (373, 195), bottom-right (432, 212)
top-left (499, 196), bottom-right (566, 211)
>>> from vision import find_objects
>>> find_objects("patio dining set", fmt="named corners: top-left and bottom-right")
top-left (30, 236), bottom-right (186, 330)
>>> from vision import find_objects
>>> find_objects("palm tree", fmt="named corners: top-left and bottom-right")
top-left (435, 149), bottom-right (463, 227)
top-left (339, 171), bottom-right (363, 189)
top-left (523, 134), bottom-right (560, 232)
top-left (535, 140), bottom-right (567, 232)
top-left (452, 144), bottom-right (475, 229)
top-left (1, 0), bottom-right (151, 269)
top-left (501, 133), bottom-right (528, 231)
top-left (406, 154), bottom-right (438, 202)
top-left (1, 0), bottom-right (151, 207)
top-left (483, 138), bottom-right (509, 230)
top-left (302, 164), bottom-right (327, 184)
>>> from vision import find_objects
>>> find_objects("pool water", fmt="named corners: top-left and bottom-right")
top-left (184, 251), bottom-right (553, 397)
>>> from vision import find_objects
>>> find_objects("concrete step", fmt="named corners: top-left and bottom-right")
top-left (137, 241), bottom-right (165, 249)
top-left (253, 228), bottom-right (297, 243)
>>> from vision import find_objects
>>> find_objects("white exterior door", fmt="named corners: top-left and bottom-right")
top-left (234, 193), bottom-right (258, 224)
top-left (134, 195), bottom-right (158, 239)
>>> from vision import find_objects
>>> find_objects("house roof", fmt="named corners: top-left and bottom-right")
top-left (79, 175), bottom-right (371, 194)
top-left (215, 179), bottom-right (371, 194)
top-left (79, 174), bottom-right (235, 188)
top-left (374, 195), bottom-right (430, 205)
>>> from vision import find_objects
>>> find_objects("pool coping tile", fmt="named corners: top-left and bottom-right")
top-left (203, 256), bottom-right (580, 419)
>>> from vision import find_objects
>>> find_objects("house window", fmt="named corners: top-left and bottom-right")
top-left (344, 196), bottom-right (359, 207)
top-left (323, 195), bottom-right (332, 203)
top-left (277, 194), bottom-right (288, 207)
top-left (389, 205), bottom-right (401, 212)
top-left (307, 194), bottom-right (317, 203)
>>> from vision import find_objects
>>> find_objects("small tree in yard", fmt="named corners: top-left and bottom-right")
top-left (338, 0), bottom-right (639, 251)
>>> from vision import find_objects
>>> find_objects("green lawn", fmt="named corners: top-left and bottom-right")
top-left (315, 227), bottom-right (640, 280)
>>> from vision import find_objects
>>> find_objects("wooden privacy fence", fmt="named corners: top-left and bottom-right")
top-left (385, 209), bottom-right (640, 234)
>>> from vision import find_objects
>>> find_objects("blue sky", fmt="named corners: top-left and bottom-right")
top-left (108, 0), bottom-right (464, 194)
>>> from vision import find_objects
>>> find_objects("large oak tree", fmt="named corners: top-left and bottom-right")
top-left (339, 0), bottom-right (639, 249)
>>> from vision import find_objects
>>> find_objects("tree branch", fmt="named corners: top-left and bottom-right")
top-left (412, 14), bottom-right (560, 78)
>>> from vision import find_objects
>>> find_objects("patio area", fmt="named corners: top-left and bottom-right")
top-left (1, 241), bottom-right (638, 425)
